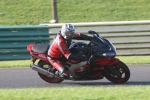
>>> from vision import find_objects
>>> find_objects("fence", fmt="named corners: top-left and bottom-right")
top-left (40, 20), bottom-right (150, 56)
top-left (0, 25), bottom-right (49, 60)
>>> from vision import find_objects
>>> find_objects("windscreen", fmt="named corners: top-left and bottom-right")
top-left (90, 36), bottom-right (111, 52)
top-left (91, 36), bottom-right (107, 46)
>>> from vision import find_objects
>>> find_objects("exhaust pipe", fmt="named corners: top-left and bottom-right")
top-left (30, 64), bottom-right (62, 79)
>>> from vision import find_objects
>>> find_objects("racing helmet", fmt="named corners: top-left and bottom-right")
top-left (61, 24), bottom-right (75, 39)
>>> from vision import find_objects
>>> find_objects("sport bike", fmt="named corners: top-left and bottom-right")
top-left (27, 30), bottom-right (130, 84)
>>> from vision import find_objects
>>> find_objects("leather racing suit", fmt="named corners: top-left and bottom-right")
top-left (47, 32), bottom-right (91, 74)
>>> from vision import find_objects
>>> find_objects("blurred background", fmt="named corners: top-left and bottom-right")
top-left (1, 0), bottom-right (150, 25)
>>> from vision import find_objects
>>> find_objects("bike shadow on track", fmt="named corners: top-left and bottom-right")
top-left (61, 81), bottom-right (150, 86)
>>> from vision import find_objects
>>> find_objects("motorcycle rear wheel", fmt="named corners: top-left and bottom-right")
top-left (38, 61), bottom-right (64, 83)
top-left (104, 61), bottom-right (130, 84)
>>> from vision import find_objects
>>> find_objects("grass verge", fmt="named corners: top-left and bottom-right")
top-left (0, 86), bottom-right (150, 100)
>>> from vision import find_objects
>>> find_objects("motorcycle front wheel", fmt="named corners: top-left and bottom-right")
top-left (37, 61), bottom-right (64, 83)
top-left (104, 61), bottom-right (130, 84)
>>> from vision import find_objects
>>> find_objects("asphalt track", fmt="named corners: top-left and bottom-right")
top-left (0, 64), bottom-right (150, 89)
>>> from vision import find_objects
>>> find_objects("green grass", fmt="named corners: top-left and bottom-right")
top-left (0, 60), bottom-right (30, 68)
top-left (1, 0), bottom-right (150, 25)
top-left (0, 56), bottom-right (150, 68)
top-left (117, 56), bottom-right (150, 64)
top-left (0, 86), bottom-right (150, 100)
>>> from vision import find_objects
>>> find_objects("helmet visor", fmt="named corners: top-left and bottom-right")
top-left (65, 30), bottom-right (74, 39)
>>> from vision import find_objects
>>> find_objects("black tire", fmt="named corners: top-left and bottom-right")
top-left (37, 61), bottom-right (64, 83)
top-left (104, 61), bottom-right (130, 84)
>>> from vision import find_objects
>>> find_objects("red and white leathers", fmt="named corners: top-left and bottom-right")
top-left (47, 32), bottom-right (91, 75)
top-left (47, 32), bottom-right (79, 73)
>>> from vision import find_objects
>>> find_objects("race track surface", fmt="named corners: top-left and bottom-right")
top-left (0, 64), bottom-right (150, 88)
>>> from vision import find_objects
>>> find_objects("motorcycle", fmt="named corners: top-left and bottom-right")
top-left (27, 30), bottom-right (130, 84)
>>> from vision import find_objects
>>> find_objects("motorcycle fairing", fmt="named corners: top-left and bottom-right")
top-left (94, 58), bottom-right (119, 65)
top-left (90, 36), bottom-right (116, 58)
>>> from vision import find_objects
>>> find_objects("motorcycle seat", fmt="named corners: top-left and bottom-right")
top-left (32, 43), bottom-right (49, 54)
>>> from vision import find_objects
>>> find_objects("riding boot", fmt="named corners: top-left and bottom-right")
top-left (61, 70), bottom-right (70, 79)
top-left (59, 67), bottom-right (70, 79)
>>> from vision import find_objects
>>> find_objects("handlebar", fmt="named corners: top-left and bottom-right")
top-left (88, 30), bottom-right (99, 37)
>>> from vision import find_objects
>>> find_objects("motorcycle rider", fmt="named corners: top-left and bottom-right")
top-left (47, 23), bottom-right (92, 78)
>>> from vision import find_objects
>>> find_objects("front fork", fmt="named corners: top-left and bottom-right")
top-left (104, 58), bottom-right (120, 76)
